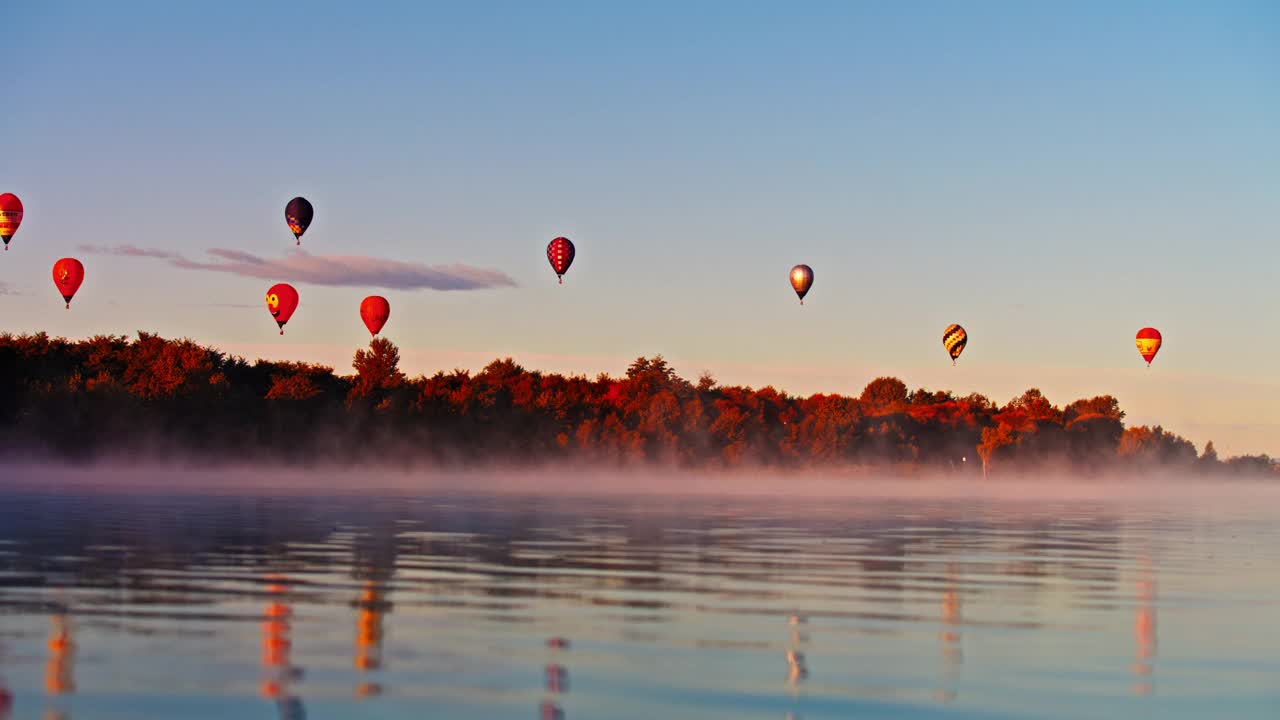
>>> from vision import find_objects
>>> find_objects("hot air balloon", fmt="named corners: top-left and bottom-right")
top-left (943, 324), bottom-right (967, 365)
top-left (0, 193), bottom-right (22, 250)
top-left (1136, 328), bottom-right (1162, 366)
top-left (285, 197), bottom-right (313, 245)
top-left (52, 258), bottom-right (84, 309)
top-left (360, 296), bottom-right (390, 337)
top-left (789, 264), bottom-right (814, 305)
top-left (546, 237), bottom-right (575, 284)
top-left (265, 283), bottom-right (299, 335)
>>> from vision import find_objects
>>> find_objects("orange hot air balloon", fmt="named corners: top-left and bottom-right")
top-left (0, 193), bottom-right (23, 250)
top-left (265, 283), bottom-right (299, 335)
top-left (52, 258), bottom-right (84, 309)
top-left (546, 237), bottom-right (575, 284)
top-left (789, 264), bottom-right (814, 304)
top-left (360, 296), bottom-right (390, 337)
top-left (285, 197), bottom-right (313, 245)
top-left (1136, 328), bottom-right (1162, 366)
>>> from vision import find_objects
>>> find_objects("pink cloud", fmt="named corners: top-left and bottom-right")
top-left (77, 245), bottom-right (517, 291)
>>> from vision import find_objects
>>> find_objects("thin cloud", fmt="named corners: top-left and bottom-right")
top-left (77, 245), bottom-right (517, 291)
top-left (0, 281), bottom-right (22, 296)
top-left (181, 302), bottom-right (260, 309)
top-left (78, 244), bottom-right (180, 260)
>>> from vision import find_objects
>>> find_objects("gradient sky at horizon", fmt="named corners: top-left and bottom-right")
top-left (3, 1), bottom-right (1278, 456)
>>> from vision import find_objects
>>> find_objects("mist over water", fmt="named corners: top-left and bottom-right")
top-left (0, 468), bottom-right (1276, 719)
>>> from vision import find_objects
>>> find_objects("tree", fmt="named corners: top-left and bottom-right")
top-left (1064, 395), bottom-right (1124, 424)
top-left (977, 425), bottom-right (1016, 477)
top-left (860, 377), bottom-right (908, 415)
top-left (1004, 389), bottom-right (1062, 424)
top-left (349, 337), bottom-right (406, 406)
top-left (1118, 426), bottom-right (1197, 467)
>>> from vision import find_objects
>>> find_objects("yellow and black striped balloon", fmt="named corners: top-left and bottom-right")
top-left (942, 324), bottom-right (967, 365)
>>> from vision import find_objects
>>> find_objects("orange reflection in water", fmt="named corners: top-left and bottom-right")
top-left (45, 615), bottom-right (75, 696)
top-left (260, 576), bottom-right (305, 719)
top-left (1132, 560), bottom-right (1157, 697)
top-left (935, 565), bottom-right (962, 704)
top-left (355, 581), bottom-right (386, 698)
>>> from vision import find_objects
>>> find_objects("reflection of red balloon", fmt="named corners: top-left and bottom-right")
top-left (0, 192), bottom-right (23, 250)
top-left (265, 283), bottom-right (299, 335)
top-left (52, 258), bottom-right (84, 309)
top-left (360, 296), bottom-right (390, 336)
top-left (546, 237), bottom-right (575, 284)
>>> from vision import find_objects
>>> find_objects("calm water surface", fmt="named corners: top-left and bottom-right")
top-left (0, 476), bottom-right (1277, 719)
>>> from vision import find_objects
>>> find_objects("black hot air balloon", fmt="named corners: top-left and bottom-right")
top-left (284, 197), bottom-right (314, 245)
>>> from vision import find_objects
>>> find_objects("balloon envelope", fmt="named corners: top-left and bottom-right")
top-left (360, 296), bottom-right (390, 336)
top-left (0, 193), bottom-right (22, 249)
top-left (546, 237), bottom-right (575, 283)
top-left (1136, 327), bottom-right (1162, 366)
top-left (285, 197), bottom-right (313, 244)
top-left (943, 324), bottom-right (967, 364)
top-left (52, 258), bottom-right (84, 309)
top-left (265, 283), bottom-right (299, 334)
top-left (789, 264), bottom-right (814, 303)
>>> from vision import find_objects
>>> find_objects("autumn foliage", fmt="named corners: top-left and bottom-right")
top-left (0, 332), bottom-right (1274, 476)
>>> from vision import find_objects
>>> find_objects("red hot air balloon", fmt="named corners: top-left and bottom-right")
top-left (360, 296), bottom-right (390, 336)
top-left (265, 283), bottom-right (299, 335)
top-left (1136, 328), bottom-right (1162, 367)
top-left (0, 193), bottom-right (22, 250)
top-left (52, 258), bottom-right (84, 309)
top-left (285, 197), bottom-right (313, 246)
top-left (546, 237), bottom-right (575, 284)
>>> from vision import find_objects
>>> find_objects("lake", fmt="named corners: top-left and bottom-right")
top-left (0, 471), bottom-right (1277, 719)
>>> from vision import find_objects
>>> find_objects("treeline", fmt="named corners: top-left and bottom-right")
top-left (0, 332), bottom-right (1275, 477)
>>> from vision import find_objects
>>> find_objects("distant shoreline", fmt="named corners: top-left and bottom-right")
top-left (1, 331), bottom-right (1275, 479)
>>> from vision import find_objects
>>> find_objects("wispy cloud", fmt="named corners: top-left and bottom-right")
top-left (0, 281), bottom-right (22, 296)
top-left (78, 244), bottom-right (179, 260)
top-left (181, 302), bottom-right (260, 309)
top-left (77, 245), bottom-right (517, 291)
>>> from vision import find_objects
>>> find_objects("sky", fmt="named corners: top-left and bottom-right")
top-left (3, 1), bottom-right (1277, 457)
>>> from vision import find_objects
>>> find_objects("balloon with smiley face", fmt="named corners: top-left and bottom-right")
top-left (265, 283), bottom-right (299, 335)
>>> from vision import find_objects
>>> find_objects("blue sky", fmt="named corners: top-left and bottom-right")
top-left (3, 1), bottom-right (1278, 455)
